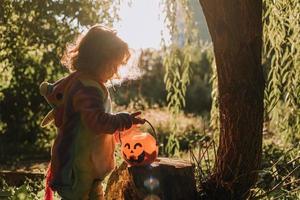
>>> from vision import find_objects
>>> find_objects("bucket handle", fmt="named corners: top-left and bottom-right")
top-left (118, 119), bottom-right (158, 145)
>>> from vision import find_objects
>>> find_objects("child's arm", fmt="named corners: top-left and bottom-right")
top-left (73, 86), bottom-right (142, 134)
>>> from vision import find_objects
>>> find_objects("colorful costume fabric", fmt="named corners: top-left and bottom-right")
top-left (40, 72), bottom-right (126, 199)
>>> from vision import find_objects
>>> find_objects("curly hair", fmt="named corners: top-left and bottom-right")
top-left (61, 25), bottom-right (131, 74)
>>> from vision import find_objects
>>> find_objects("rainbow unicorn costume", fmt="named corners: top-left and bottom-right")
top-left (40, 71), bottom-right (127, 200)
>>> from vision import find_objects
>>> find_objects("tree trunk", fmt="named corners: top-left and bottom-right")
top-left (198, 0), bottom-right (264, 199)
top-left (105, 157), bottom-right (197, 200)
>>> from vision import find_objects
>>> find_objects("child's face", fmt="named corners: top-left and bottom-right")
top-left (98, 63), bottom-right (119, 83)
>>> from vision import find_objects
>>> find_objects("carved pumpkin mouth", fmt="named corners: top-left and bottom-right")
top-left (123, 151), bottom-right (145, 164)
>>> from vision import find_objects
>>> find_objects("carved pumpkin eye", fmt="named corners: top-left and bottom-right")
top-left (134, 143), bottom-right (142, 149)
top-left (124, 143), bottom-right (130, 149)
top-left (56, 93), bottom-right (63, 100)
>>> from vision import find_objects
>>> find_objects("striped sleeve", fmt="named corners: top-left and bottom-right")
top-left (72, 86), bottom-right (124, 134)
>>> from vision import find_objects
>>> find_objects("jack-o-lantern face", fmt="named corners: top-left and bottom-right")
top-left (122, 142), bottom-right (145, 164)
top-left (120, 127), bottom-right (158, 166)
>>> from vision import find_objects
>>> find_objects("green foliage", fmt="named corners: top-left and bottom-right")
top-left (162, 0), bottom-right (200, 114)
top-left (185, 46), bottom-right (213, 115)
top-left (157, 118), bottom-right (210, 157)
top-left (112, 48), bottom-right (213, 115)
top-left (112, 50), bottom-right (167, 107)
top-left (250, 144), bottom-right (300, 199)
top-left (164, 133), bottom-right (181, 156)
top-left (0, 0), bottom-right (119, 161)
top-left (0, 178), bottom-right (46, 200)
top-left (190, 140), bottom-right (300, 199)
top-left (263, 0), bottom-right (300, 143)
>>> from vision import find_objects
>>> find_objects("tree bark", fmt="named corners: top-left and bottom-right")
top-left (105, 157), bottom-right (197, 200)
top-left (198, 0), bottom-right (264, 199)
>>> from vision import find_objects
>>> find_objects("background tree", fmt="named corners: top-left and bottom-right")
top-left (198, 0), bottom-right (264, 199)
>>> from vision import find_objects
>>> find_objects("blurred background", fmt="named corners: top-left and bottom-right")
top-left (0, 0), bottom-right (299, 199)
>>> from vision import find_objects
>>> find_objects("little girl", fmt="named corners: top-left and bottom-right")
top-left (41, 25), bottom-right (144, 200)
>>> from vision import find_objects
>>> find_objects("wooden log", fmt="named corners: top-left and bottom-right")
top-left (0, 170), bottom-right (44, 186)
top-left (105, 157), bottom-right (197, 200)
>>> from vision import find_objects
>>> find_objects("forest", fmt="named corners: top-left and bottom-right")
top-left (0, 0), bottom-right (299, 199)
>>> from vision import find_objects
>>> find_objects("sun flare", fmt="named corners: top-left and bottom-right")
top-left (108, 0), bottom-right (170, 85)
top-left (114, 0), bottom-right (170, 50)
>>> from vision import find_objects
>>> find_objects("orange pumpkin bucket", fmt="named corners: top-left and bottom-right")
top-left (115, 120), bottom-right (158, 166)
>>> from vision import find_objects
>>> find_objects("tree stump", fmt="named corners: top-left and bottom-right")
top-left (105, 157), bottom-right (197, 200)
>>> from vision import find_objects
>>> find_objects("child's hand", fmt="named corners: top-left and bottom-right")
top-left (131, 111), bottom-right (146, 125)
top-left (117, 112), bottom-right (133, 130)
top-left (116, 111), bottom-right (145, 131)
